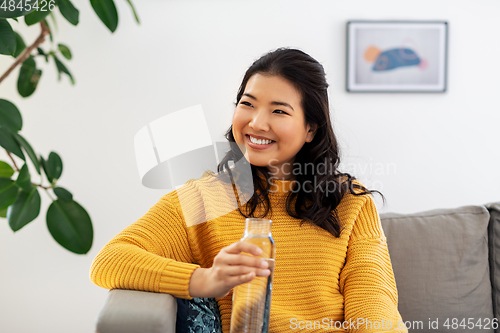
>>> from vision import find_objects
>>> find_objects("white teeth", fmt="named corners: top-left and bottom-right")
top-left (249, 135), bottom-right (273, 145)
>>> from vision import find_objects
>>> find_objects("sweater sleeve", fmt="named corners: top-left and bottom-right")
top-left (89, 191), bottom-right (200, 299)
top-left (339, 194), bottom-right (407, 333)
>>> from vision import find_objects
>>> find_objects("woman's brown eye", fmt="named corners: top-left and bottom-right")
top-left (274, 110), bottom-right (288, 115)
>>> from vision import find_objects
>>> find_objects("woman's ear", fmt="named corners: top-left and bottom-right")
top-left (305, 124), bottom-right (317, 143)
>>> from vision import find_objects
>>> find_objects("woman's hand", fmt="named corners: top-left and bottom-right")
top-left (189, 241), bottom-right (271, 298)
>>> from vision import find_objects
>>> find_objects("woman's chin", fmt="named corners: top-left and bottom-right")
top-left (242, 152), bottom-right (265, 167)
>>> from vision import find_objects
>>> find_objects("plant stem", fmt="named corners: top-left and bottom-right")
top-left (0, 21), bottom-right (51, 85)
top-left (33, 182), bottom-right (52, 190)
top-left (6, 150), bottom-right (20, 172)
top-left (44, 187), bottom-right (55, 201)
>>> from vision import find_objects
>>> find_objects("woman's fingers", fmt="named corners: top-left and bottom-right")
top-left (222, 253), bottom-right (269, 269)
top-left (223, 264), bottom-right (271, 277)
top-left (224, 241), bottom-right (263, 256)
top-left (223, 270), bottom-right (270, 288)
top-left (201, 241), bottom-right (272, 298)
top-left (219, 241), bottom-right (268, 269)
top-left (212, 257), bottom-right (270, 281)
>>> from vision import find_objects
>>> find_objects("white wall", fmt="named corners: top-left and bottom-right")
top-left (1, 0), bottom-right (499, 332)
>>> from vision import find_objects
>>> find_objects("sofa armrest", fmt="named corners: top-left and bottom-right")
top-left (96, 289), bottom-right (177, 333)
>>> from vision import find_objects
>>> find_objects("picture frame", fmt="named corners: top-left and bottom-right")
top-left (346, 21), bottom-right (448, 93)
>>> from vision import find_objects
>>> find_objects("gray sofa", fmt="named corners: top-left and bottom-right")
top-left (95, 202), bottom-right (500, 333)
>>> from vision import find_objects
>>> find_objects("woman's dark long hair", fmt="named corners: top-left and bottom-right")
top-left (217, 48), bottom-right (382, 237)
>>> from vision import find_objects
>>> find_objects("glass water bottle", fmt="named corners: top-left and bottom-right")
top-left (230, 218), bottom-right (276, 333)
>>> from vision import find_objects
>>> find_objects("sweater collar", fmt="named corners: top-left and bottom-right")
top-left (257, 173), bottom-right (293, 194)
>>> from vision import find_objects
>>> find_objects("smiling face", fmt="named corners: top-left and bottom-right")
top-left (232, 73), bottom-right (316, 180)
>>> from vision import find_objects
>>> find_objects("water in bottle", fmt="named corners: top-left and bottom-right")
top-left (230, 218), bottom-right (276, 333)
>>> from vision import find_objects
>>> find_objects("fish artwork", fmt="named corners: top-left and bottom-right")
top-left (364, 46), bottom-right (428, 71)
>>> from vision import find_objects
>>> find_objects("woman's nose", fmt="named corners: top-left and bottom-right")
top-left (249, 110), bottom-right (269, 132)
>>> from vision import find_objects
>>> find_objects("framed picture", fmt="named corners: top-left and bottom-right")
top-left (346, 21), bottom-right (448, 92)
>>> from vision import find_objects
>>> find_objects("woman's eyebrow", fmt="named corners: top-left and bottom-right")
top-left (242, 93), bottom-right (294, 111)
top-left (271, 101), bottom-right (294, 111)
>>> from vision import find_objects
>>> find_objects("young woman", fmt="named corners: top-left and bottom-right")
top-left (91, 48), bottom-right (407, 332)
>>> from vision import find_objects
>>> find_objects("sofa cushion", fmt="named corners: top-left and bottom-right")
top-left (176, 297), bottom-right (222, 333)
top-left (381, 205), bottom-right (494, 333)
top-left (486, 202), bottom-right (500, 333)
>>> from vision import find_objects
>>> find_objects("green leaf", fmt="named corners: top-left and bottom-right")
top-left (13, 31), bottom-right (26, 58)
top-left (15, 163), bottom-right (32, 192)
top-left (53, 186), bottom-right (72, 201)
top-left (0, 207), bottom-right (7, 218)
top-left (24, 0), bottom-right (53, 26)
top-left (43, 18), bottom-right (52, 42)
top-left (90, 0), bottom-right (118, 33)
top-left (40, 152), bottom-right (62, 183)
top-left (0, 18), bottom-right (15, 55)
top-left (37, 47), bottom-right (48, 62)
top-left (125, 0), bottom-right (139, 24)
top-left (48, 11), bottom-right (57, 31)
top-left (8, 187), bottom-right (41, 231)
top-left (47, 151), bottom-right (62, 180)
top-left (57, 43), bottom-right (71, 60)
top-left (13, 133), bottom-right (41, 175)
top-left (0, 161), bottom-right (15, 178)
top-left (39, 155), bottom-right (53, 183)
top-left (0, 178), bottom-right (18, 211)
top-left (17, 56), bottom-right (42, 97)
top-left (0, 0), bottom-right (38, 18)
top-left (0, 126), bottom-right (25, 160)
top-left (0, 99), bottom-right (22, 132)
top-left (47, 199), bottom-right (93, 254)
top-left (56, 0), bottom-right (78, 26)
top-left (53, 55), bottom-right (74, 84)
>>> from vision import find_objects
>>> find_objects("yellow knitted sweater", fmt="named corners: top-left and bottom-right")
top-left (90, 172), bottom-right (407, 333)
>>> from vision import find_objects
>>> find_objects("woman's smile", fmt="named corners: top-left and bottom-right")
top-left (246, 134), bottom-right (275, 149)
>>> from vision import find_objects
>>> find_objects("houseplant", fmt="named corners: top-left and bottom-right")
top-left (0, 0), bottom-right (139, 254)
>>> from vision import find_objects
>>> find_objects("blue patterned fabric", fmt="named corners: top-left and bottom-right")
top-left (176, 297), bottom-right (222, 333)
